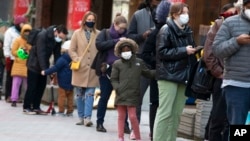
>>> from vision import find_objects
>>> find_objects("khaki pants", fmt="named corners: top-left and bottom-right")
top-left (58, 87), bottom-right (74, 114)
top-left (153, 80), bottom-right (186, 141)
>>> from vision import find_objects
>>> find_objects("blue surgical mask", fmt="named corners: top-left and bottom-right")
top-left (54, 36), bottom-right (62, 43)
top-left (85, 21), bottom-right (95, 28)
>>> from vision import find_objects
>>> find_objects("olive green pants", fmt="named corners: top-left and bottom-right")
top-left (153, 80), bottom-right (187, 141)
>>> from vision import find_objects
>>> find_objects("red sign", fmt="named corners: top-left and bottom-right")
top-left (13, 0), bottom-right (31, 17)
top-left (67, 0), bottom-right (91, 30)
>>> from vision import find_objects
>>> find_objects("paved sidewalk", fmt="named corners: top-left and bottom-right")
top-left (0, 97), bottom-right (193, 141)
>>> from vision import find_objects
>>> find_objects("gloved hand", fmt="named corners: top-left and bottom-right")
top-left (101, 63), bottom-right (109, 73)
top-left (5, 57), bottom-right (12, 71)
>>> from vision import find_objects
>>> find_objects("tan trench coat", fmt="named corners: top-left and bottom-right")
top-left (69, 29), bottom-right (100, 87)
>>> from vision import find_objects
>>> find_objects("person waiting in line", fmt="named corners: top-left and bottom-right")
top-left (212, 0), bottom-right (250, 128)
top-left (23, 24), bottom-right (68, 115)
top-left (153, 2), bottom-right (198, 141)
top-left (127, 0), bottom-right (160, 138)
top-left (68, 11), bottom-right (99, 126)
top-left (110, 38), bottom-right (155, 141)
top-left (10, 24), bottom-right (32, 107)
top-left (142, 1), bottom-right (171, 140)
top-left (3, 16), bottom-right (26, 103)
top-left (41, 40), bottom-right (74, 117)
top-left (93, 13), bottom-right (130, 133)
top-left (0, 39), bottom-right (5, 99)
top-left (203, 3), bottom-right (237, 141)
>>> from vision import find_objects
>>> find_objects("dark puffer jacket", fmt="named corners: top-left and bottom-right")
top-left (156, 19), bottom-right (197, 84)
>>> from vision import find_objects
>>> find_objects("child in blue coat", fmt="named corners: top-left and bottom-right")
top-left (41, 40), bottom-right (74, 116)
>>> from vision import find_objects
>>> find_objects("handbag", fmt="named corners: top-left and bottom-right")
top-left (70, 33), bottom-right (94, 70)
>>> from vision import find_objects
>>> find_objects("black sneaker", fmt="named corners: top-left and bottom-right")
top-left (33, 108), bottom-right (48, 115)
top-left (96, 124), bottom-right (107, 132)
top-left (23, 109), bottom-right (36, 115)
top-left (11, 101), bottom-right (17, 107)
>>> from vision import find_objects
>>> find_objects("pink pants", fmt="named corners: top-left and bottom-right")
top-left (117, 105), bottom-right (141, 140)
top-left (11, 76), bottom-right (27, 101)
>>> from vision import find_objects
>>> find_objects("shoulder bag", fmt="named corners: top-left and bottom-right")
top-left (70, 33), bottom-right (94, 70)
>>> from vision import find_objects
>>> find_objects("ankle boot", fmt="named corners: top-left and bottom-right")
top-left (96, 123), bottom-right (107, 132)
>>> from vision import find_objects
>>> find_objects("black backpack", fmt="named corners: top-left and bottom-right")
top-left (27, 28), bottom-right (44, 46)
top-left (185, 58), bottom-right (215, 101)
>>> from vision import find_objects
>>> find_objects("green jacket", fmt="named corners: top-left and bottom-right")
top-left (111, 55), bottom-right (155, 106)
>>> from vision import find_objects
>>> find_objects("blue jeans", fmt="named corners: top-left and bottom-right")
top-left (223, 86), bottom-right (250, 124)
top-left (75, 87), bottom-right (95, 119)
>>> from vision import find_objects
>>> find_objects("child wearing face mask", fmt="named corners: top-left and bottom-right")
top-left (10, 24), bottom-right (32, 107)
top-left (110, 38), bottom-right (155, 141)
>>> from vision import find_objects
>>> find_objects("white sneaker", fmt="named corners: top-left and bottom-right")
top-left (23, 109), bottom-right (36, 115)
top-left (84, 117), bottom-right (93, 127)
top-left (130, 130), bottom-right (136, 140)
top-left (57, 112), bottom-right (65, 117)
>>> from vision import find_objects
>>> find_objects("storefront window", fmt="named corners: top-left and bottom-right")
top-left (112, 0), bottom-right (129, 22)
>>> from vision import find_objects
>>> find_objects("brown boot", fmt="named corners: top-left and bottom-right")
top-left (5, 97), bottom-right (11, 103)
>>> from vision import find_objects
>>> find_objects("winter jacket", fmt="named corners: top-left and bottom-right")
top-left (212, 12), bottom-right (250, 82)
top-left (44, 53), bottom-right (73, 90)
top-left (127, 7), bottom-right (155, 54)
top-left (111, 38), bottom-right (155, 106)
top-left (11, 24), bottom-right (32, 77)
top-left (3, 26), bottom-right (20, 60)
top-left (203, 19), bottom-right (224, 78)
top-left (27, 25), bottom-right (62, 73)
top-left (156, 19), bottom-right (197, 84)
top-left (68, 28), bottom-right (99, 88)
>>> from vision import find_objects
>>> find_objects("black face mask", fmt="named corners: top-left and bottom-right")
top-left (14, 25), bottom-right (21, 32)
top-left (85, 21), bottom-right (95, 28)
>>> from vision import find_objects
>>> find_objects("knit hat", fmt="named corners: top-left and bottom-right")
top-left (61, 40), bottom-right (71, 50)
top-left (243, 0), bottom-right (250, 5)
top-left (156, 0), bottom-right (171, 24)
top-left (14, 16), bottom-right (26, 25)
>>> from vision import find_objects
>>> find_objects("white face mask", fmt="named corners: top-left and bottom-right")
top-left (54, 36), bottom-right (62, 43)
top-left (121, 51), bottom-right (132, 60)
top-left (178, 14), bottom-right (189, 25)
top-left (245, 9), bottom-right (250, 18)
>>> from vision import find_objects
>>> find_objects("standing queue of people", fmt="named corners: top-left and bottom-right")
top-left (2, 0), bottom-right (250, 141)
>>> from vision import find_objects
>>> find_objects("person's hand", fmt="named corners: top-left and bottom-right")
top-left (186, 45), bottom-right (196, 55)
top-left (41, 70), bottom-right (45, 75)
top-left (218, 74), bottom-right (223, 79)
top-left (119, 37), bottom-right (126, 41)
top-left (142, 30), bottom-right (151, 39)
top-left (236, 34), bottom-right (250, 45)
top-left (100, 63), bottom-right (109, 73)
top-left (5, 57), bottom-right (12, 71)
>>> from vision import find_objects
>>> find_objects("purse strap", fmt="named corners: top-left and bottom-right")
top-left (79, 33), bottom-right (94, 60)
